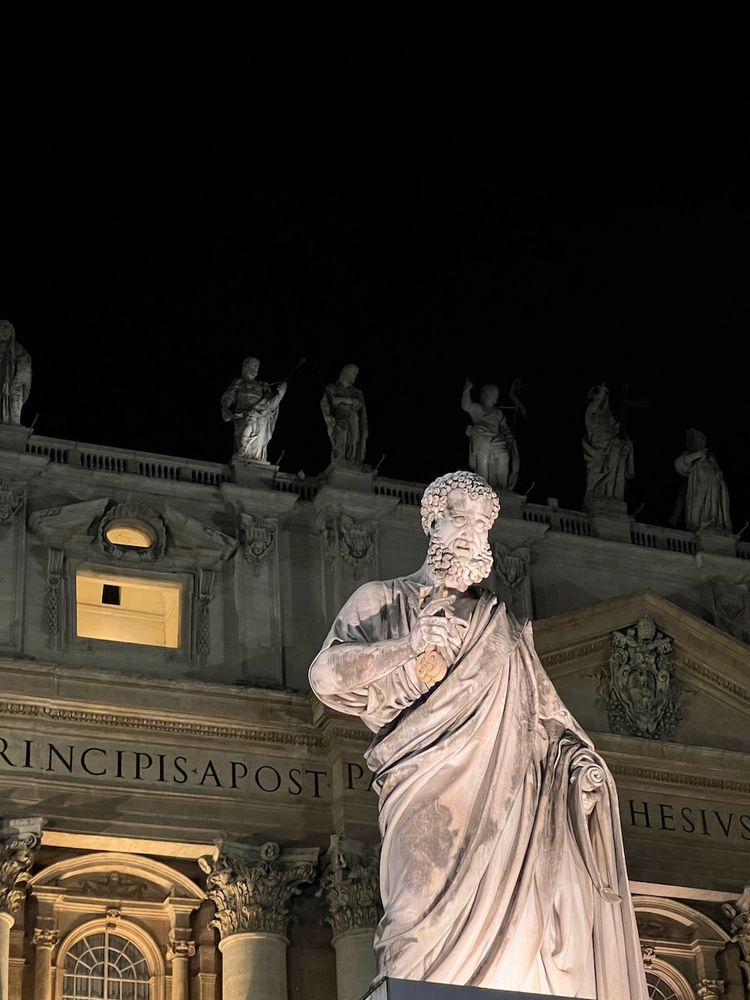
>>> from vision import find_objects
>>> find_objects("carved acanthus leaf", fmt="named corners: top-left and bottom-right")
top-left (199, 841), bottom-right (317, 939)
top-left (0, 831), bottom-right (41, 914)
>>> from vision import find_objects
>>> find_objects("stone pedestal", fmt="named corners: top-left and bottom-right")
top-left (219, 931), bottom-right (287, 1000)
top-left (697, 528), bottom-right (739, 557)
top-left (363, 980), bottom-right (576, 1000)
top-left (584, 497), bottom-right (632, 543)
top-left (362, 979), bottom-right (571, 1000)
top-left (0, 424), bottom-right (32, 454)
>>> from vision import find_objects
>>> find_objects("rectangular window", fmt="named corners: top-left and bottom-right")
top-left (76, 571), bottom-right (181, 648)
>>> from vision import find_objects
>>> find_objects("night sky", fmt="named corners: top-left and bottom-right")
top-left (4, 162), bottom-right (749, 532)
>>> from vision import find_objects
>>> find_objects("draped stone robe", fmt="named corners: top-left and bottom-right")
top-left (310, 574), bottom-right (648, 999)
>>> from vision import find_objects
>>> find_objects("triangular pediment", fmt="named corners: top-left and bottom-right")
top-left (533, 590), bottom-right (750, 755)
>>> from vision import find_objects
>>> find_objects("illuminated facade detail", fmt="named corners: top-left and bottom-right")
top-left (98, 502), bottom-right (166, 561)
top-left (61, 930), bottom-right (151, 1000)
top-left (75, 571), bottom-right (181, 648)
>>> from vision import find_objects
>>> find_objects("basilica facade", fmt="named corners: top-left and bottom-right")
top-left (0, 415), bottom-right (748, 1000)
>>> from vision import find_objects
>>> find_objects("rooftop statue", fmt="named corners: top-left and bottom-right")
top-left (674, 427), bottom-right (732, 533)
top-left (461, 378), bottom-right (520, 491)
top-left (0, 321), bottom-right (32, 426)
top-left (583, 383), bottom-right (634, 503)
top-left (310, 471), bottom-right (647, 998)
top-left (321, 363), bottom-right (368, 465)
top-left (220, 356), bottom-right (286, 464)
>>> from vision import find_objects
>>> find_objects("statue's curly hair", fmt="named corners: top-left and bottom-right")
top-left (420, 471), bottom-right (500, 535)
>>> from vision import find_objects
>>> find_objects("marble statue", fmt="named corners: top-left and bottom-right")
top-left (583, 384), bottom-right (634, 502)
top-left (461, 379), bottom-right (519, 491)
top-left (321, 363), bottom-right (368, 464)
top-left (310, 471), bottom-right (647, 998)
top-left (674, 428), bottom-right (732, 532)
top-left (0, 321), bottom-right (31, 425)
top-left (221, 357), bottom-right (286, 463)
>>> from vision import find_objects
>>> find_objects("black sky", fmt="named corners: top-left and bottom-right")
top-left (3, 158), bottom-right (749, 532)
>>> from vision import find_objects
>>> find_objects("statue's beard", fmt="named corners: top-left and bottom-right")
top-left (427, 537), bottom-right (493, 591)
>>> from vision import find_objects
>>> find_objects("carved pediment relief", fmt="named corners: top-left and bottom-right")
top-left (29, 851), bottom-right (206, 902)
top-left (29, 499), bottom-right (235, 568)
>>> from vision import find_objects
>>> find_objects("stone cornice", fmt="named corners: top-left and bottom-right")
top-left (608, 763), bottom-right (750, 796)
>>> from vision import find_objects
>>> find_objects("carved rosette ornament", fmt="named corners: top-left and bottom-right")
top-left (240, 513), bottom-right (277, 576)
top-left (0, 829), bottom-right (41, 915)
top-left (318, 836), bottom-right (381, 938)
top-left (0, 480), bottom-right (23, 537)
top-left (722, 885), bottom-right (750, 978)
top-left (199, 841), bottom-right (318, 939)
top-left (598, 617), bottom-right (683, 739)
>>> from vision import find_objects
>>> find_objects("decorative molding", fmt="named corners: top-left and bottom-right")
top-left (0, 699), bottom-right (325, 748)
top-left (540, 639), bottom-right (610, 669)
top-left (318, 509), bottom-right (376, 578)
top-left (239, 514), bottom-right (277, 575)
top-left (45, 548), bottom-right (64, 642)
top-left (640, 945), bottom-right (656, 968)
top-left (608, 764), bottom-right (750, 795)
top-left (676, 655), bottom-right (750, 706)
top-left (105, 907), bottom-right (121, 926)
top-left (64, 872), bottom-right (149, 899)
top-left (199, 841), bottom-right (318, 939)
top-left (0, 480), bottom-right (24, 537)
top-left (196, 569), bottom-right (215, 662)
top-left (599, 618), bottom-right (683, 739)
top-left (0, 825), bottom-right (42, 915)
top-left (318, 836), bottom-right (380, 938)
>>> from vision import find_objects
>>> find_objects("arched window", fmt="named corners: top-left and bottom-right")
top-left (646, 970), bottom-right (680, 1000)
top-left (62, 929), bottom-right (150, 999)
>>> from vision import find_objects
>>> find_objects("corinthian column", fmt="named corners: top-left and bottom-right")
top-left (319, 836), bottom-right (380, 1000)
top-left (0, 820), bottom-right (42, 1000)
top-left (199, 841), bottom-right (318, 1000)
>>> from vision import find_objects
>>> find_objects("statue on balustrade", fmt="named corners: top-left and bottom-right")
top-left (461, 379), bottom-right (520, 491)
top-left (0, 321), bottom-right (32, 426)
top-left (310, 470), bottom-right (647, 999)
top-left (321, 363), bottom-right (368, 465)
top-left (674, 428), bottom-right (732, 532)
top-left (221, 356), bottom-right (286, 463)
top-left (583, 384), bottom-right (634, 503)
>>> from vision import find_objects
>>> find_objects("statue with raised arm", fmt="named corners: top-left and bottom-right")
top-left (321, 363), bottom-right (368, 465)
top-left (309, 471), bottom-right (647, 998)
top-left (583, 384), bottom-right (634, 502)
top-left (674, 428), bottom-right (732, 532)
top-left (461, 378), bottom-right (520, 490)
top-left (221, 356), bottom-right (286, 463)
top-left (0, 321), bottom-right (32, 426)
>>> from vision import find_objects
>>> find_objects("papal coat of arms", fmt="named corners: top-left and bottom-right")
top-left (598, 616), bottom-right (683, 739)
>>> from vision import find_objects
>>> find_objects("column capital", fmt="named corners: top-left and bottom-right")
top-left (33, 928), bottom-right (59, 949)
top-left (167, 935), bottom-right (196, 961)
top-left (199, 841), bottom-right (318, 939)
top-left (696, 980), bottom-right (725, 1000)
top-left (0, 818), bottom-right (43, 916)
top-left (318, 835), bottom-right (381, 938)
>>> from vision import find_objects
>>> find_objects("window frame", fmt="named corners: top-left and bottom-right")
top-left (55, 917), bottom-right (165, 1000)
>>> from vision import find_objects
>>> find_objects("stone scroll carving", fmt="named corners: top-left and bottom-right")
top-left (199, 841), bottom-right (318, 939)
top-left (319, 510), bottom-right (376, 579)
top-left (598, 617), bottom-right (683, 739)
top-left (196, 569), bottom-right (215, 663)
top-left (33, 928), bottom-right (60, 948)
top-left (240, 514), bottom-right (277, 576)
top-left (45, 548), bottom-right (65, 643)
top-left (318, 836), bottom-right (381, 938)
top-left (0, 824), bottom-right (42, 915)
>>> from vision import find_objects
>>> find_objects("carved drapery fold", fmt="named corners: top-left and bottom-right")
top-left (318, 836), bottom-right (381, 938)
top-left (199, 841), bottom-right (318, 939)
